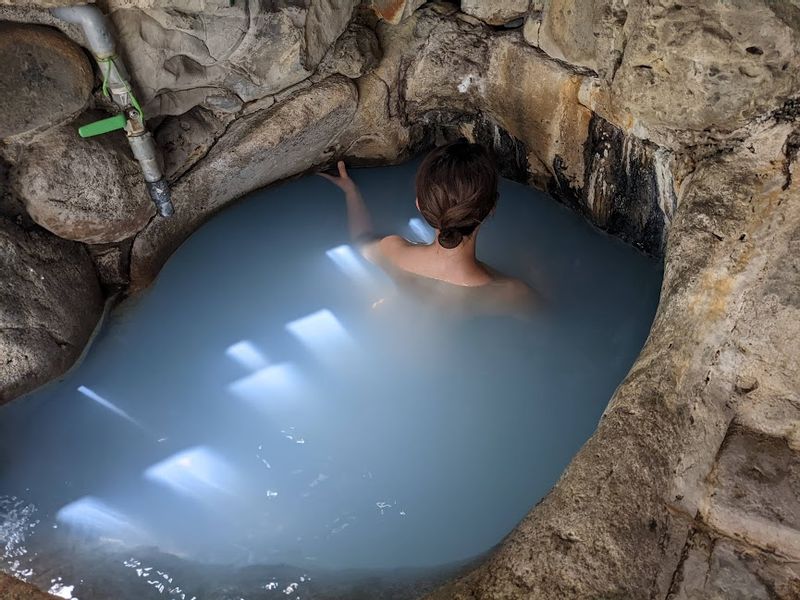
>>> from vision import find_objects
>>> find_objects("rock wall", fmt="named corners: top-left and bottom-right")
top-left (0, 1), bottom-right (798, 598)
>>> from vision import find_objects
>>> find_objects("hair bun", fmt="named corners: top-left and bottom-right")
top-left (438, 228), bottom-right (463, 249)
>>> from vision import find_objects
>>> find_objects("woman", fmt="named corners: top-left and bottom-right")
top-left (321, 141), bottom-right (535, 316)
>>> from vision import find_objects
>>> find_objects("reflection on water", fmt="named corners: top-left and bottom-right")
top-left (0, 162), bottom-right (662, 599)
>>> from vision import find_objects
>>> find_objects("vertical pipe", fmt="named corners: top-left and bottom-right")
top-left (51, 5), bottom-right (174, 217)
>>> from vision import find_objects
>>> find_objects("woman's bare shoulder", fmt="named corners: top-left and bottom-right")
top-left (379, 235), bottom-right (412, 251)
top-left (360, 235), bottom-right (412, 263)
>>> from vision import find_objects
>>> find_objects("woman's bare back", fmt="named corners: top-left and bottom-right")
top-left (363, 236), bottom-right (538, 318)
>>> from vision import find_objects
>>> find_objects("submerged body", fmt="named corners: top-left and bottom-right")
top-left (370, 251), bottom-right (536, 318)
top-left (0, 162), bottom-right (662, 599)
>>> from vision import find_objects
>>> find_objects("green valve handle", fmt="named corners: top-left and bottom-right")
top-left (78, 113), bottom-right (127, 138)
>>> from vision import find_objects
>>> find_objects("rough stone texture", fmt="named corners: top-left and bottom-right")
top-left (529, 0), bottom-right (627, 77)
top-left (0, 218), bottom-right (103, 404)
top-left (336, 9), bottom-right (419, 163)
top-left (317, 22), bottom-right (382, 79)
top-left (87, 241), bottom-right (132, 291)
top-left (154, 106), bottom-right (227, 182)
top-left (425, 120), bottom-right (800, 599)
top-left (305, 0), bottom-right (360, 68)
top-left (667, 530), bottom-right (800, 600)
top-left (576, 0), bottom-right (800, 149)
top-left (129, 75), bottom-right (358, 289)
top-left (0, 575), bottom-right (51, 600)
top-left (461, 0), bottom-right (530, 26)
top-left (368, 0), bottom-right (426, 24)
top-left (0, 21), bottom-right (93, 139)
top-left (707, 425), bottom-right (800, 552)
top-left (669, 408), bottom-right (800, 597)
top-left (107, 1), bottom-right (358, 118)
top-left (12, 114), bottom-right (154, 244)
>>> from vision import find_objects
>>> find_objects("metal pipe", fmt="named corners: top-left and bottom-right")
top-left (51, 4), bottom-right (174, 217)
top-left (51, 6), bottom-right (115, 57)
top-left (128, 132), bottom-right (174, 217)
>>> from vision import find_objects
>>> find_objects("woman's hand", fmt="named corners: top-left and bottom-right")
top-left (318, 160), bottom-right (373, 241)
top-left (319, 161), bottom-right (357, 194)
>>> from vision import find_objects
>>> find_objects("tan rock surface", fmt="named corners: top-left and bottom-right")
top-left (582, 0), bottom-right (800, 149)
top-left (317, 22), bottom-right (382, 80)
top-left (461, 0), bottom-right (529, 25)
top-left (534, 0), bottom-right (627, 77)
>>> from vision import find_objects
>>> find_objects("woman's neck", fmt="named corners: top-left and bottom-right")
top-left (431, 231), bottom-right (477, 259)
top-left (422, 231), bottom-right (491, 285)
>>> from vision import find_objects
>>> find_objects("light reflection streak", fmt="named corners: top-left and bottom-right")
top-left (56, 496), bottom-right (145, 543)
top-left (225, 340), bottom-right (268, 371)
top-left (144, 446), bottom-right (240, 501)
top-left (227, 362), bottom-right (304, 405)
top-left (408, 218), bottom-right (435, 244)
top-left (77, 385), bottom-right (141, 428)
top-left (326, 244), bottom-right (372, 283)
top-left (285, 309), bottom-right (355, 360)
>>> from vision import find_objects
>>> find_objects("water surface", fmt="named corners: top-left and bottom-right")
top-left (0, 162), bottom-right (662, 599)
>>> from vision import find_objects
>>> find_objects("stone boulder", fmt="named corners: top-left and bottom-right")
top-left (0, 21), bottom-right (93, 139)
top-left (461, 0), bottom-right (530, 25)
top-left (13, 114), bottom-right (154, 244)
top-left (108, 1), bottom-right (359, 118)
top-left (0, 219), bottom-right (103, 404)
top-left (129, 75), bottom-right (358, 289)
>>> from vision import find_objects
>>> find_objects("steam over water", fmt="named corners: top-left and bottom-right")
top-left (0, 162), bottom-right (662, 599)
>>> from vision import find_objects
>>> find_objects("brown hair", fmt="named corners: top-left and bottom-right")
top-left (415, 141), bottom-right (498, 249)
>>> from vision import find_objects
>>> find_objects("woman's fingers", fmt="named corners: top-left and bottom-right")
top-left (318, 161), bottom-right (352, 190)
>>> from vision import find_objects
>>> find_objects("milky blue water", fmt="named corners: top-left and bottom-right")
top-left (0, 162), bottom-right (662, 599)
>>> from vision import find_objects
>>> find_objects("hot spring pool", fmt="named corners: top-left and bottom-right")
top-left (0, 162), bottom-right (662, 599)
